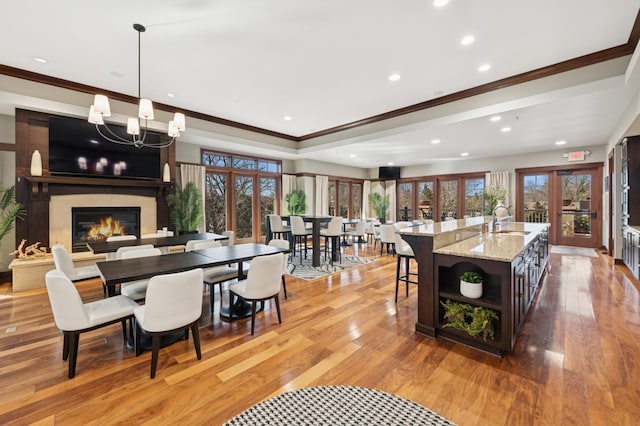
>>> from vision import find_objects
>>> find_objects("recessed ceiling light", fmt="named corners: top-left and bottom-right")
top-left (431, 139), bottom-right (441, 144)
top-left (349, 154), bottom-right (357, 158)
top-left (33, 57), bottom-right (48, 63)
top-left (433, 0), bottom-right (449, 7)
top-left (501, 127), bottom-right (511, 132)
top-left (460, 35), bottom-right (475, 46)
top-left (283, 116), bottom-right (292, 121)
top-left (387, 162), bottom-right (394, 166)
top-left (167, 93), bottom-right (175, 98)
top-left (555, 140), bottom-right (567, 145)
top-left (460, 152), bottom-right (469, 157)
top-left (478, 64), bottom-right (491, 72)
top-left (388, 73), bottom-right (401, 82)
top-left (490, 115), bottom-right (501, 122)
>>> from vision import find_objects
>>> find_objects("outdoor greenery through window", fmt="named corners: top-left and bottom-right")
top-left (523, 174), bottom-right (549, 223)
top-left (464, 178), bottom-right (484, 217)
top-left (202, 150), bottom-right (281, 240)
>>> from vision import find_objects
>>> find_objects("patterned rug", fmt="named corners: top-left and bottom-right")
top-left (550, 245), bottom-right (598, 257)
top-left (286, 251), bottom-right (375, 281)
top-left (223, 385), bottom-right (456, 425)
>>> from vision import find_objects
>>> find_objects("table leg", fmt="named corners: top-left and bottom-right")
top-left (312, 220), bottom-right (321, 267)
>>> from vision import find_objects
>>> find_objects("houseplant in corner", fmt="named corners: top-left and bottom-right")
top-left (0, 185), bottom-right (23, 244)
top-left (460, 271), bottom-right (483, 299)
top-left (368, 192), bottom-right (390, 222)
top-left (285, 189), bottom-right (307, 215)
top-left (166, 182), bottom-right (203, 235)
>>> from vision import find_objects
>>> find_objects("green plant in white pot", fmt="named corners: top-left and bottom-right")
top-left (166, 182), bottom-right (203, 234)
top-left (460, 271), bottom-right (483, 299)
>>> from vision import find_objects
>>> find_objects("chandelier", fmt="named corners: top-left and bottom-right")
top-left (88, 23), bottom-right (185, 148)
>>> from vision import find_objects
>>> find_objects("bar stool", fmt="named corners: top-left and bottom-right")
top-left (393, 230), bottom-right (418, 302)
top-left (320, 216), bottom-right (343, 265)
top-left (290, 216), bottom-right (311, 264)
top-left (378, 224), bottom-right (396, 255)
top-left (268, 214), bottom-right (291, 242)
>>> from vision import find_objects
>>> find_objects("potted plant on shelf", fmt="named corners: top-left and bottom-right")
top-left (460, 271), bottom-right (483, 299)
top-left (368, 192), bottom-right (390, 222)
top-left (166, 182), bottom-right (203, 235)
top-left (441, 299), bottom-right (499, 341)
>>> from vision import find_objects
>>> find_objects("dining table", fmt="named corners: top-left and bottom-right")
top-left (87, 232), bottom-right (227, 254)
top-left (267, 215), bottom-right (333, 267)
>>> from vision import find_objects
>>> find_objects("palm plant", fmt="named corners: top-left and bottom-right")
top-left (166, 182), bottom-right (203, 233)
top-left (368, 192), bottom-right (390, 221)
top-left (0, 185), bottom-right (23, 243)
top-left (285, 190), bottom-right (307, 215)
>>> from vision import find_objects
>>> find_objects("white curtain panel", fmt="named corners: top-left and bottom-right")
top-left (315, 175), bottom-right (329, 216)
top-left (385, 180), bottom-right (396, 222)
top-left (363, 180), bottom-right (371, 219)
top-left (485, 171), bottom-right (511, 208)
top-left (179, 164), bottom-right (206, 232)
top-left (281, 174), bottom-right (297, 213)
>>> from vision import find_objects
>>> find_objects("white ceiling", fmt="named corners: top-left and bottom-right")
top-left (1, 0), bottom-right (640, 168)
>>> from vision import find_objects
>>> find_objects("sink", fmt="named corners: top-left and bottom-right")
top-left (495, 230), bottom-right (530, 236)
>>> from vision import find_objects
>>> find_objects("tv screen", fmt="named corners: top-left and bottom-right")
top-left (49, 116), bottom-right (161, 179)
top-left (379, 166), bottom-right (401, 180)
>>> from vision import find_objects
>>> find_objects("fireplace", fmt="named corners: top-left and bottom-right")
top-left (71, 207), bottom-right (141, 252)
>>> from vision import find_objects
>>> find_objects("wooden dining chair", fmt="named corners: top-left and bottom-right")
top-left (133, 268), bottom-right (204, 378)
top-left (228, 253), bottom-right (284, 335)
top-left (45, 269), bottom-right (139, 378)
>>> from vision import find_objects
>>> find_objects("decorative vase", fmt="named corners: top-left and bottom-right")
top-left (162, 163), bottom-right (170, 182)
top-left (460, 279), bottom-right (483, 299)
top-left (30, 150), bottom-right (43, 176)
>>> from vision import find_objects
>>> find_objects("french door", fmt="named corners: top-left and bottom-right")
top-left (517, 163), bottom-right (602, 247)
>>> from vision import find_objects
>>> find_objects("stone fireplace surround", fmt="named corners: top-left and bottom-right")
top-left (51, 194), bottom-right (157, 250)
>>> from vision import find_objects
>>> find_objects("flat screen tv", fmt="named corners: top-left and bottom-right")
top-left (379, 166), bottom-right (401, 180)
top-left (49, 116), bottom-right (161, 180)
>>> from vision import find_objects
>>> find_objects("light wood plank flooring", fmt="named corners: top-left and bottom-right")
top-left (1, 243), bottom-right (639, 425)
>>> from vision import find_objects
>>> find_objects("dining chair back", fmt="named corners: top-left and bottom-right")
top-left (133, 268), bottom-right (204, 378)
top-left (185, 239), bottom-right (220, 252)
top-left (320, 217), bottom-right (343, 265)
top-left (45, 269), bottom-right (138, 378)
top-left (51, 244), bottom-right (100, 282)
top-left (118, 247), bottom-right (163, 301)
top-left (349, 220), bottom-right (367, 244)
top-left (378, 224), bottom-right (396, 255)
top-left (115, 244), bottom-right (155, 259)
top-left (221, 230), bottom-right (235, 246)
top-left (268, 238), bottom-right (290, 299)
top-left (228, 253), bottom-right (284, 335)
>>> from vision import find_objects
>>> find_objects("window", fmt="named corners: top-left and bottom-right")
top-left (439, 180), bottom-right (458, 219)
top-left (202, 150), bottom-right (281, 242)
top-left (418, 181), bottom-right (434, 219)
top-left (397, 182), bottom-right (414, 220)
top-left (328, 179), bottom-right (362, 218)
top-left (351, 183), bottom-right (362, 219)
top-left (464, 178), bottom-right (484, 217)
top-left (523, 174), bottom-right (549, 222)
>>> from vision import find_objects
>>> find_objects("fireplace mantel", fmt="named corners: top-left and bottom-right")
top-left (24, 176), bottom-right (173, 197)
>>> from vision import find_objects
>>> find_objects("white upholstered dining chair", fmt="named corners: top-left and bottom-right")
top-left (268, 238), bottom-right (290, 299)
top-left (118, 247), bottom-right (162, 301)
top-left (289, 216), bottom-right (311, 263)
top-left (186, 239), bottom-right (239, 315)
top-left (45, 269), bottom-right (139, 378)
top-left (52, 244), bottom-right (100, 282)
top-left (133, 268), bottom-right (204, 378)
top-left (228, 253), bottom-right (284, 336)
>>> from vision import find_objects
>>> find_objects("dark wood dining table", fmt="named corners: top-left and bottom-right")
top-left (87, 232), bottom-right (227, 254)
top-left (267, 215), bottom-right (333, 267)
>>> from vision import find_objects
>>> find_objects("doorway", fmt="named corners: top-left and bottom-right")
top-left (516, 162), bottom-right (603, 247)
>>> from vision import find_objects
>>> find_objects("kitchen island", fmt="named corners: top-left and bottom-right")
top-left (400, 218), bottom-right (549, 355)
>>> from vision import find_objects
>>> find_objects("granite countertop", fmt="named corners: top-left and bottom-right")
top-left (432, 222), bottom-right (549, 262)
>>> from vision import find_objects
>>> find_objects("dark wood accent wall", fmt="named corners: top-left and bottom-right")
top-left (14, 109), bottom-right (175, 249)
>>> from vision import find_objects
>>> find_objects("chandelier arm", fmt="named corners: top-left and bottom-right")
top-left (94, 123), bottom-right (135, 145)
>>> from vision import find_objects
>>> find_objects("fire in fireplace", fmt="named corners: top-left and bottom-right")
top-left (72, 207), bottom-right (141, 252)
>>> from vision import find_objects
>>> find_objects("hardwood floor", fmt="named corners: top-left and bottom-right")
top-left (1, 243), bottom-right (639, 425)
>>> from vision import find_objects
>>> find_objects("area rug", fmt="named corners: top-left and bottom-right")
top-left (223, 385), bottom-right (456, 425)
top-left (286, 251), bottom-right (375, 281)
top-left (550, 245), bottom-right (598, 257)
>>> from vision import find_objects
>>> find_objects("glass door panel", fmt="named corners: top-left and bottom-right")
top-left (260, 177), bottom-right (276, 237)
top-left (397, 182), bottom-right (413, 220)
top-left (523, 174), bottom-right (549, 223)
top-left (235, 176), bottom-right (254, 240)
top-left (339, 182), bottom-right (350, 217)
top-left (557, 170), bottom-right (600, 247)
top-left (418, 181), bottom-right (434, 219)
top-left (205, 173), bottom-right (227, 233)
top-left (439, 180), bottom-right (457, 220)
